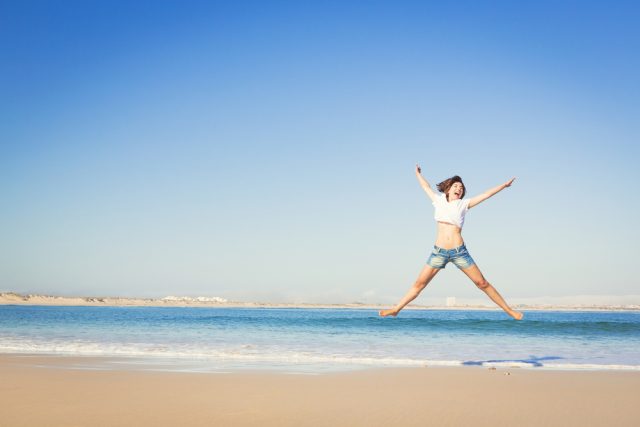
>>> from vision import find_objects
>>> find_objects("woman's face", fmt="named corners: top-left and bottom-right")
top-left (448, 182), bottom-right (464, 201)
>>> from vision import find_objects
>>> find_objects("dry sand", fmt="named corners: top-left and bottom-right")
top-left (2, 291), bottom-right (638, 311)
top-left (1, 354), bottom-right (639, 426)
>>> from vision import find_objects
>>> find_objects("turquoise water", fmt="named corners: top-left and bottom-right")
top-left (1, 306), bottom-right (639, 372)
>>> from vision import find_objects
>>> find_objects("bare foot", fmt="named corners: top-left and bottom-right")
top-left (511, 310), bottom-right (524, 321)
top-left (379, 309), bottom-right (398, 318)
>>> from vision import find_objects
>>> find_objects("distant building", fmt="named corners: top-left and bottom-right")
top-left (162, 295), bottom-right (228, 303)
top-left (446, 297), bottom-right (456, 307)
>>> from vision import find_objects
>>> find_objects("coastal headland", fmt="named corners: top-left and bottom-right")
top-left (1, 292), bottom-right (638, 311)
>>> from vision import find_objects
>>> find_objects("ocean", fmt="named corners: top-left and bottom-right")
top-left (1, 306), bottom-right (639, 373)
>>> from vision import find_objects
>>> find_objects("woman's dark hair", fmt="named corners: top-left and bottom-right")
top-left (437, 175), bottom-right (466, 200)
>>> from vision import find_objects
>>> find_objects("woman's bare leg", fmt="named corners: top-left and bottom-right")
top-left (379, 265), bottom-right (441, 317)
top-left (460, 264), bottom-right (523, 320)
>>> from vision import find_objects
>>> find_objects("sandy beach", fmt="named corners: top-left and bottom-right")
top-left (2, 292), bottom-right (638, 311)
top-left (2, 354), bottom-right (639, 427)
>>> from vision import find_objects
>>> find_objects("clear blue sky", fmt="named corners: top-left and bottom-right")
top-left (2, 1), bottom-right (639, 304)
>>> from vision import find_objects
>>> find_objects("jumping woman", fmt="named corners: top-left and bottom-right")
top-left (379, 164), bottom-right (523, 320)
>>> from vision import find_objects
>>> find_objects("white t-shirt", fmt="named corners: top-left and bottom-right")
top-left (432, 193), bottom-right (471, 228)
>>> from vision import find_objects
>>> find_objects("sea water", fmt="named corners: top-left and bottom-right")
top-left (1, 306), bottom-right (639, 373)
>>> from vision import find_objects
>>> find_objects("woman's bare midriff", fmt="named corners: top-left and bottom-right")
top-left (434, 221), bottom-right (464, 249)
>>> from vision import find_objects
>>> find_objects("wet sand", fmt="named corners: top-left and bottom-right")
top-left (1, 354), bottom-right (639, 426)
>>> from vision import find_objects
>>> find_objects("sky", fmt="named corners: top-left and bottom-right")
top-left (1, 0), bottom-right (639, 305)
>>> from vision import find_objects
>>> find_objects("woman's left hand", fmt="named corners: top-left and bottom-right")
top-left (505, 177), bottom-right (516, 187)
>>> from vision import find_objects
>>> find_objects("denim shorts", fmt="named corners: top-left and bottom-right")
top-left (426, 244), bottom-right (476, 270)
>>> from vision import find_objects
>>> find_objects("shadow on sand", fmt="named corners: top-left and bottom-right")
top-left (462, 355), bottom-right (563, 368)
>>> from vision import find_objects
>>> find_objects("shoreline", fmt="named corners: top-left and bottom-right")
top-left (2, 352), bottom-right (639, 373)
top-left (2, 354), bottom-right (639, 426)
top-left (2, 292), bottom-right (639, 312)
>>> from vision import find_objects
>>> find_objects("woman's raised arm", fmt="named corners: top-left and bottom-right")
top-left (468, 177), bottom-right (515, 209)
top-left (415, 164), bottom-right (438, 201)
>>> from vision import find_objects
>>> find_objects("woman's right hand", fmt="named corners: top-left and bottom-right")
top-left (415, 164), bottom-right (422, 174)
